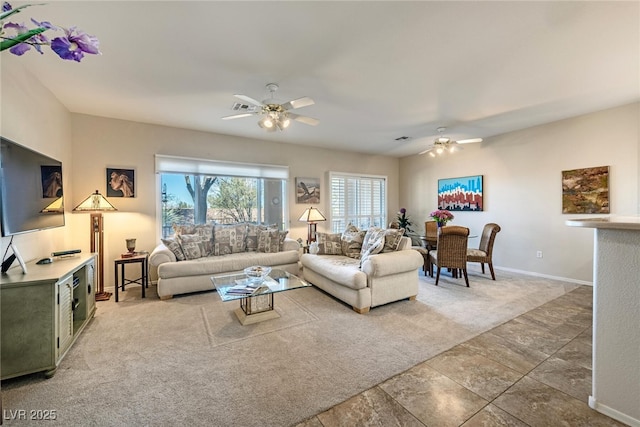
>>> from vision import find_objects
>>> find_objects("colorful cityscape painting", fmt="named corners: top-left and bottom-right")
top-left (438, 175), bottom-right (483, 211)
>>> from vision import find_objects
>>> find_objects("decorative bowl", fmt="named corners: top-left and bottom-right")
top-left (244, 266), bottom-right (272, 283)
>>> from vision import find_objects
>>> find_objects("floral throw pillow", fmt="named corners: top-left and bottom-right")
top-left (213, 223), bottom-right (248, 256)
top-left (177, 233), bottom-right (205, 260)
top-left (257, 229), bottom-right (288, 253)
top-left (360, 227), bottom-right (384, 255)
top-left (161, 237), bottom-right (185, 261)
top-left (341, 224), bottom-right (366, 259)
top-left (316, 232), bottom-right (343, 255)
top-left (359, 229), bottom-right (386, 266)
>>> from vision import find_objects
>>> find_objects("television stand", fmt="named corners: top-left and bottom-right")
top-left (0, 254), bottom-right (96, 380)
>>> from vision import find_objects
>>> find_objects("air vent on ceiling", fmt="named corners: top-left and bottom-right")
top-left (231, 102), bottom-right (258, 112)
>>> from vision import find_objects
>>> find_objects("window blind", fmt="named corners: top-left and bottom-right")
top-left (155, 154), bottom-right (289, 179)
top-left (330, 172), bottom-right (387, 232)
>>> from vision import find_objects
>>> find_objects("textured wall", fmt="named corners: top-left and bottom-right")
top-left (592, 227), bottom-right (640, 424)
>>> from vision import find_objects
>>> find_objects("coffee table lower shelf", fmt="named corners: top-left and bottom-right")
top-left (235, 293), bottom-right (279, 325)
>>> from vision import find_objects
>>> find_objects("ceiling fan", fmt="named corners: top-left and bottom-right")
top-left (419, 127), bottom-right (482, 157)
top-left (222, 83), bottom-right (319, 132)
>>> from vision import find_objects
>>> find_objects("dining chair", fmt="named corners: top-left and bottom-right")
top-left (424, 220), bottom-right (438, 250)
top-left (428, 225), bottom-right (470, 286)
top-left (467, 223), bottom-right (501, 280)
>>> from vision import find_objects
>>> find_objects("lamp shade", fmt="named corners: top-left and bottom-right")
top-left (41, 196), bottom-right (64, 213)
top-left (73, 190), bottom-right (117, 212)
top-left (298, 207), bottom-right (326, 223)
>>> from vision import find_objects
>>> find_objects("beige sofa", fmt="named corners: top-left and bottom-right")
top-left (149, 232), bottom-right (300, 299)
top-left (301, 236), bottom-right (423, 313)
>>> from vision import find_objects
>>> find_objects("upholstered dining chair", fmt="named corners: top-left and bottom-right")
top-left (424, 220), bottom-right (438, 250)
top-left (428, 225), bottom-right (470, 286)
top-left (467, 223), bottom-right (502, 280)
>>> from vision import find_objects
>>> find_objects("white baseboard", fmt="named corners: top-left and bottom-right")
top-left (589, 395), bottom-right (640, 427)
top-left (494, 266), bottom-right (593, 286)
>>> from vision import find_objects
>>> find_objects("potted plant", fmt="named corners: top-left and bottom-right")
top-left (396, 208), bottom-right (412, 236)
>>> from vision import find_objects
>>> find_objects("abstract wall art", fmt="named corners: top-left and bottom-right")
top-left (437, 175), bottom-right (483, 211)
top-left (562, 166), bottom-right (609, 214)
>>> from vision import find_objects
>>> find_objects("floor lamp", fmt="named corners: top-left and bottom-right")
top-left (298, 207), bottom-right (326, 244)
top-left (73, 190), bottom-right (117, 301)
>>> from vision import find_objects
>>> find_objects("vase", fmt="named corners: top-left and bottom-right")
top-left (125, 238), bottom-right (136, 253)
top-left (437, 222), bottom-right (443, 228)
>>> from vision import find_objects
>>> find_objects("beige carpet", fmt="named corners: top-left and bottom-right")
top-left (0, 267), bottom-right (580, 426)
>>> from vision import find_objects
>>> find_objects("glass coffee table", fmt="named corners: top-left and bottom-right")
top-left (212, 269), bottom-right (311, 325)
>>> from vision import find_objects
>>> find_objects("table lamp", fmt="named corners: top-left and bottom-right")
top-left (298, 207), bottom-right (326, 244)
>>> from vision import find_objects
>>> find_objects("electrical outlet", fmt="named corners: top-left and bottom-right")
top-left (536, 251), bottom-right (543, 258)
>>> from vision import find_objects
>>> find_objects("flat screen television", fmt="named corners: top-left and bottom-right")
top-left (0, 137), bottom-right (65, 237)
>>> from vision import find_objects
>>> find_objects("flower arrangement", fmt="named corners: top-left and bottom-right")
top-left (430, 209), bottom-right (454, 226)
top-left (1, 2), bottom-right (100, 62)
top-left (396, 208), bottom-right (412, 233)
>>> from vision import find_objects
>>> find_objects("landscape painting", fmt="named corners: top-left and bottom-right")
top-left (438, 175), bottom-right (483, 211)
top-left (562, 166), bottom-right (609, 214)
top-left (296, 177), bottom-right (320, 203)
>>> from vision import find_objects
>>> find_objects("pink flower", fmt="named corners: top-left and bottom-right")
top-left (430, 209), bottom-right (454, 224)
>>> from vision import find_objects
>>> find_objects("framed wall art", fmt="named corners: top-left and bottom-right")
top-left (562, 166), bottom-right (609, 214)
top-left (295, 177), bottom-right (320, 203)
top-left (106, 167), bottom-right (135, 198)
top-left (437, 175), bottom-right (483, 211)
top-left (41, 165), bottom-right (63, 198)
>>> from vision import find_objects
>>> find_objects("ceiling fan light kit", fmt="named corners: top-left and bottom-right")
top-left (222, 83), bottom-right (318, 132)
top-left (420, 127), bottom-right (482, 157)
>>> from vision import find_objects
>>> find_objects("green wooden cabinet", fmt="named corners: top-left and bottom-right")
top-left (0, 254), bottom-right (96, 380)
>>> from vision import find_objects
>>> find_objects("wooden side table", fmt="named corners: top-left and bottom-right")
top-left (114, 252), bottom-right (149, 302)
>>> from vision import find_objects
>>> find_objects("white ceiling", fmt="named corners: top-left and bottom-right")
top-left (10, 1), bottom-right (640, 157)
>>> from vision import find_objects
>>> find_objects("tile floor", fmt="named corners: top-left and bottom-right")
top-left (295, 285), bottom-right (627, 427)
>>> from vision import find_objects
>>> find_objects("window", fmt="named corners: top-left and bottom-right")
top-left (329, 172), bottom-right (387, 233)
top-left (155, 155), bottom-right (288, 238)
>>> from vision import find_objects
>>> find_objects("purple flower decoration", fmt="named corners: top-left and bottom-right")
top-left (51, 27), bottom-right (100, 62)
top-left (1, 2), bottom-right (99, 62)
top-left (396, 208), bottom-right (412, 233)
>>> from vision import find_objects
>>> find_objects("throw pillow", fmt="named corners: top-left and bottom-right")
top-left (315, 232), bottom-right (343, 255)
top-left (246, 223), bottom-right (277, 252)
top-left (213, 223), bottom-right (248, 256)
top-left (257, 229), bottom-right (288, 253)
top-left (161, 237), bottom-right (185, 261)
top-left (341, 224), bottom-right (366, 259)
top-left (359, 233), bottom-right (385, 266)
top-left (381, 227), bottom-right (405, 253)
top-left (191, 224), bottom-right (214, 256)
top-left (177, 233), bottom-right (204, 260)
top-left (360, 227), bottom-right (384, 255)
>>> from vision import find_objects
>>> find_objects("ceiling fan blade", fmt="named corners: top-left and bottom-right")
top-left (457, 137), bottom-right (483, 144)
top-left (288, 113), bottom-right (319, 126)
top-left (221, 113), bottom-right (256, 120)
top-left (281, 97), bottom-right (315, 111)
top-left (234, 94), bottom-right (265, 108)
